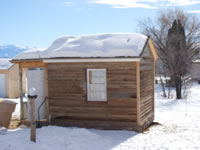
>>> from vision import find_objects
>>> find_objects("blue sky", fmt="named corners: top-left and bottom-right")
top-left (0, 0), bottom-right (200, 48)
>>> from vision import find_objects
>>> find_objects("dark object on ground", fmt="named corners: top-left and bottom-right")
top-left (155, 79), bottom-right (158, 84)
top-left (198, 80), bottom-right (200, 84)
top-left (36, 97), bottom-right (48, 128)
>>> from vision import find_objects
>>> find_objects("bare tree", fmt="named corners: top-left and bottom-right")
top-left (139, 9), bottom-right (200, 99)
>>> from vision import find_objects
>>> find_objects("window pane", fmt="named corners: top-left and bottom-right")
top-left (87, 69), bottom-right (106, 101)
top-left (95, 71), bottom-right (105, 77)
top-left (96, 84), bottom-right (105, 91)
top-left (92, 77), bottom-right (105, 84)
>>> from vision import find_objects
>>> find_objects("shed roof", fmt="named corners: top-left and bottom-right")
top-left (13, 48), bottom-right (46, 61)
top-left (0, 59), bottom-right (13, 70)
top-left (13, 33), bottom-right (148, 60)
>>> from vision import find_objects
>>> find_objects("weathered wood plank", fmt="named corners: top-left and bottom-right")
top-left (136, 62), bottom-right (141, 126)
top-left (50, 112), bottom-right (137, 121)
top-left (48, 62), bottom-right (137, 123)
top-left (49, 106), bottom-right (137, 115)
top-left (50, 119), bottom-right (141, 131)
top-left (139, 45), bottom-right (154, 126)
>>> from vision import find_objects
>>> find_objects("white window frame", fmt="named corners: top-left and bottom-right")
top-left (87, 69), bottom-right (107, 102)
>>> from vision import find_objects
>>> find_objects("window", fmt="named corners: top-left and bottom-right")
top-left (87, 69), bottom-right (107, 101)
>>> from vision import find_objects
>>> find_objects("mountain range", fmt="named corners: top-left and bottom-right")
top-left (0, 44), bottom-right (33, 58)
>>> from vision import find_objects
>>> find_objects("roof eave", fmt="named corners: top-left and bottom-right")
top-left (10, 58), bottom-right (42, 63)
top-left (139, 37), bottom-right (158, 61)
top-left (43, 57), bottom-right (141, 63)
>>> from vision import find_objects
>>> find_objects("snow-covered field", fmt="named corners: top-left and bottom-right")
top-left (1, 83), bottom-right (200, 150)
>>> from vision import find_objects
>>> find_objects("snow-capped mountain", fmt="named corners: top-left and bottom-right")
top-left (0, 44), bottom-right (32, 58)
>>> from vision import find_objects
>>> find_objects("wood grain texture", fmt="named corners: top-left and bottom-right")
top-left (30, 98), bottom-right (36, 142)
top-left (148, 38), bottom-right (158, 61)
top-left (48, 62), bottom-right (137, 123)
top-left (136, 62), bottom-right (141, 126)
top-left (12, 61), bottom-right (46, 68)
top-left (50, 119), bottom-right (143, 131)
top-left (139, 45), bottom-right (155, 125)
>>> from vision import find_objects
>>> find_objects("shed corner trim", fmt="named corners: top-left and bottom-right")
top-left (148, 38), bottom-right (158, 61)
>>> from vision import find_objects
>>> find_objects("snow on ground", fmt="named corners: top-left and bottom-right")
top-left (1, 83), bottom-right (200, 150)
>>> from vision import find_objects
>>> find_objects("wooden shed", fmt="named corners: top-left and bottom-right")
top-left (0, 59), bottom-right (26, 98)
top-left (12, 33), bottom-right (158, 132)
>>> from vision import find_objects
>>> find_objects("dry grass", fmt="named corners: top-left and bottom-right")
top-left (143, 122), bottom-right (162, 132)
top-left (9, 119), bottom-right (21, 129)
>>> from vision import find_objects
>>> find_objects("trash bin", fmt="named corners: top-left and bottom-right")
top-left (0, 99), bottom-right (17, 128)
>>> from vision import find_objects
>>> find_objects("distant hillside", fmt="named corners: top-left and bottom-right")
top-left (0, 45), bottom-right (32, 58)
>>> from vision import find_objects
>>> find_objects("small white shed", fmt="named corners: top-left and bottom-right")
top-left (0, 73), bottom-right (6, 97)
top-left (0, 59), bottom-right (26, 98)
top-left (192, 60), bottom-right (200, 80)
top-left (0, 59), bottom-right (13, 98)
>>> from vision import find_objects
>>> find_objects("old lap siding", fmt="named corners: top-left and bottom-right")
top-left (48, 62), bottom-right (137, 128)
top-left (140, 46), bottom-right (154, 127)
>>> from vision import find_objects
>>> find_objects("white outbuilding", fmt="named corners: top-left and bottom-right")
top-left (0, 59), bottom-right (25, 98)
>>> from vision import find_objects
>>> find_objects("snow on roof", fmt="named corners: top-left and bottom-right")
top-left (193, 59), bottom-right (200, 63)
top-left (13, 48), bottom-right (46, 60)
top-left (0, 59), bottom-right (13, 70)
top-left (13, 33), bottom-right (148, 60)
